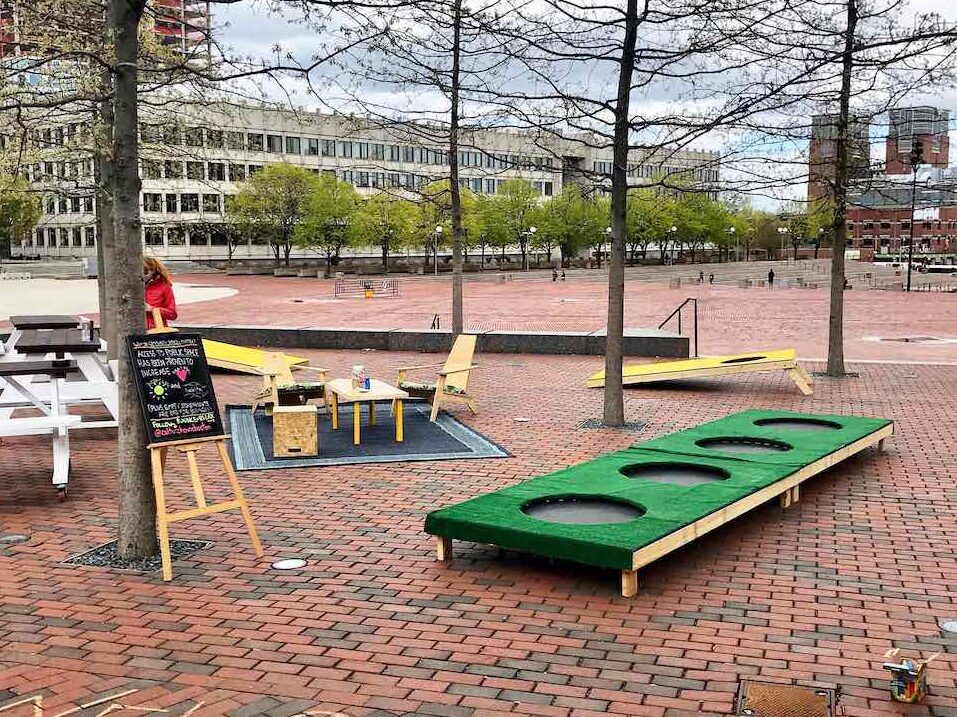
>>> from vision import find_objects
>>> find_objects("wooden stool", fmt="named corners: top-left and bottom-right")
top-left (273, 405), bottom-right (318, 457)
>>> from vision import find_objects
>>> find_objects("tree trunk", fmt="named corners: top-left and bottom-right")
top-left (449, 0), bottom-right (464, 335)
top-left (111, 0), bottom-right (156, 560)
top-left (381, 240), bottom-right (389, 272)
top-left (827, 0), bottom-right (856, 378)
top-left (603, 0), bottom-right (639, 427)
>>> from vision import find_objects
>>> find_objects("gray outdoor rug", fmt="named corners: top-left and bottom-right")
top-left (225, 403), bottom-right (509, 470)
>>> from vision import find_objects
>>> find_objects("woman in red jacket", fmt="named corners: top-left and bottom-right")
top-left (143, 256), bottom-right (178, 330)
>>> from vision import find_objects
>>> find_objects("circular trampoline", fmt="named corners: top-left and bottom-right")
top-left (620, 462), bottom-right (729, 486)
top-left (754, 417), bottom-right (842, 432)
top-left (720, 355), bottom-right (766, 364)
top-left (522, 495), bottom-right (645, 524)
top-left (696, 436), bottom-right (792, 454)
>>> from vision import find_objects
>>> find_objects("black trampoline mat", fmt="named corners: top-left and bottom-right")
top-left (620, 462), bottom-right (729, 486)
top-left (523, 496), bottom-right (645, 525)
top-left (754, 417), bottom-right (842, 432)
top-left (696, 437), bottom-right (792, 454)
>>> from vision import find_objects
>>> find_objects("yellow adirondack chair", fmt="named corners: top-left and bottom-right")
top-left (396, 334), bottom-right (479, 422)
top-left (252, 351), bottom-right (329, 415)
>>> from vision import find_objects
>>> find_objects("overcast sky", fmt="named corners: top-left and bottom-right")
top-left (215, 0), bottom-right (957, 207)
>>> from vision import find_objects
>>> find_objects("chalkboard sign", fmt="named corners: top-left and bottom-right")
top-left (127, 332), bottom-right (224, 445)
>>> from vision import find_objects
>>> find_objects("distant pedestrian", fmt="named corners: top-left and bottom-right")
top-left (561, 270), bottom-right (566, 281)
top-left (552, 268), bottom-right (558, 282)
top-left (768, 268), bottom-right (775, 289)
top-left (698, 270), bottom-right (704, 284)
top-left (709, 273), bottom-right (714, 284)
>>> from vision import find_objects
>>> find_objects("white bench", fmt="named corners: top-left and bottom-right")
top-left (0, 414), bottom-right (82, 437)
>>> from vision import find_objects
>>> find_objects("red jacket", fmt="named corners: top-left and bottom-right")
top-left (145, 278), bottom-right (178, 329)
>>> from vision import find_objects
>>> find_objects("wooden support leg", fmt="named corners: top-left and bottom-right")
top-left (216, 441), bottom-right (263, 558)
top-left (878, 438), bottom-right (886, 452)
top-left (331, 393), bottom-right (339, 429)
top-left (429, 393), bottom-right (442, 422)
top-left (621, 569), bottom-right (638, 598)
top-left (780, 488), bottom-right (793, 509)
top-left (791, 484), bottom-right (800, 504)
top-left (150, 448), bottom-right (174, 582)
top-left (353, 402), bottom-right (361, 445)
top-left (787, 368), bottom-right (813, 396)
top-left (436, 535), bottom-right (452, 561)
top-left (395, 399), bottom-right (404, 442)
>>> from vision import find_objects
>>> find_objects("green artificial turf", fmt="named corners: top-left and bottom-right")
top-left (424, 410), bottom-right (892, 570)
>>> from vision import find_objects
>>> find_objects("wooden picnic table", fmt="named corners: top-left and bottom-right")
top-left (9, 315), bottom-right (80, 330)
top-left (0, 327), bottom-right (117, 429)
top-left (0, 358), bottom-right (82, 498)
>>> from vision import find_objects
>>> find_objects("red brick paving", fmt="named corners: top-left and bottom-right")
top-left (168, 266), bottom-right (957, 364)
top-left (1, 345), bottom-right (956, 716)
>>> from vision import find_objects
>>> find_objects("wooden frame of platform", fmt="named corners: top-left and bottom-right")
top-left (586, 349), bottom-right (814, 395)
top-left (434, 422), bottom-right (893, 597)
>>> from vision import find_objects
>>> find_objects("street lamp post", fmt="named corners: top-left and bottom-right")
top-left (667, 225), bottom-right (677, 264)
top-left (527, 226), bottom-right (536, 270)
top-left (434, 224), bottom-right (442, 276)
top-left (777, 226), bottom-right (789, 262)
top-left (726, 226), bottom-right (736, 262)
top-left (906, 140), bottom-right (923, 292)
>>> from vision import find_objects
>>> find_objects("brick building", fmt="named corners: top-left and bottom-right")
top-left (809, 107), bottom-right (957, 257)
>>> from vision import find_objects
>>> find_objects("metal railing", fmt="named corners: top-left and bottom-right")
top-left (658, 297), bottom-right (698, 357)
top-left (334, 277), bottom-right (400, 298)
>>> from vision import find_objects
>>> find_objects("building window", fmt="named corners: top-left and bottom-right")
top-left (58, 196), bottom-right (68, 214)
top-left (70, 196), bottom-right (81, 213)
top-left (189, 227), bottom-right (209, 246)
top-left (59, 228), bottom-right (70, 247)
top-left (206, 129), bottom-right (224, 148)
top-left (544, 181), bottom-right (553, 197)
top-left (143, 159), bottom-right (162, 179)
top-left (248, 164), bottom-right (263, 175)
top-left (229, 164), bottom-right (246, 182)
top-left (207, 162), bottom-right (225, 181)
top-left (470, 177), bottom-right (482, 193)
top-left (340, 169), bottom-right (354, 185)
top-left (285, 136), bottom-right (301, 155)
top-left (165, 160), bottom-right (184, 179)
top-left (143, 193), bottom-right (162, 212)
top-left (36, 229), bottom-right (44, 247)
top-left (210, 226), bottom-right (231, 246)
top-left (338, 141), bottom-right (353, 158)
top-left (84, 197), bottom-right (94, 213)
top-left (168, 226), bottom-right (186, 245)
top-left (140, 124), bottom-right (163, 143)
top-left (357, 171), bottom-right (369, 187)
top-left (203, 194), bottom-right (221, 213)
top-left (165, 194), bottom-right (178, 213)
top-left (181, 193), bottom-right (200, 212)
top-left (388, 172), bottom-right (400, 187)
top-left (247, 133), bottom-right (264, 151)
top-left (307, 138), bottom-right (319, 156)
top-left (354, 142), bottom-right (368, 159)
top-left (72, 227), bottom-right (83, 247)
top-left (266, 134), bottom-right (282, 153)
top-left (226, 131), bottom-right (245, 150)
top-left (185, 127), bottom-right (204, 147)
top-left (162, 126), bottom-right (181, 145)
top-left (186, 162), bottom-right (205, 180)
top-left (84, 227), bottom-right (95, 247)
top-left (145, 228), bottom-right (165, 246)
top-left (403, 146), bottom-right (415, 163)
top-left (321, 139), bottom-right (336, 157)
top-left (485, 178), bottom-right (496, 194)
top-left (389, 145), bottom-right (401, 162)
top-left (371, 144), bottom-right (385, 161)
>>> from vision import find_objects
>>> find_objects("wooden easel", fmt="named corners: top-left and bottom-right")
top-left (148, 434), bottom-right (263, 581)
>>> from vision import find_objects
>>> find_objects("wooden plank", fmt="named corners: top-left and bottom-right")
top-left (630, 423), bottom-right (894, 570)
top-left (273, 406), bottom-right (318, 457)
top-left (166, 499), bottom-right (244, 523)
top-left (148, 434), bottom-right (231, 450)
top-left (586, 359), bottom-right (798, 389)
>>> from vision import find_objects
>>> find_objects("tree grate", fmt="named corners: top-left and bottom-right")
top-left (736, 680), bottom-right (835, 717)
top-left (576, 418), bottom-right (646, 432)
top-left (64, 539), bottom-right (211, 573)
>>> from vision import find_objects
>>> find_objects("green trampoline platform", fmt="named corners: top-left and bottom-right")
top-left (425, 410), bottom-right (893, 596)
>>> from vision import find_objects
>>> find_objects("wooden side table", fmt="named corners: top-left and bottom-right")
top-left (272, 405), bottom-right (319, 457)
top-left (326, 379), bottom-right (410, 445)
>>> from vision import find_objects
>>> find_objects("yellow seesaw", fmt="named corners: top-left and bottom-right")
top-left (586, 348), bottom-right (813, 395)
top-left (149, 309), bottom-right (307, 375)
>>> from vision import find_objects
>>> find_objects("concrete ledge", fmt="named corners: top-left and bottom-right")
top-left (179, 325), bottom-right (689, 358)
top-left (589, 328), bottom-right (689, 358)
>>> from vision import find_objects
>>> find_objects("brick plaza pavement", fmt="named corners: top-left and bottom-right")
top-left (170, 266), bottom-right (957, 364)
top-left (1, 347), bottom-right (955, 716)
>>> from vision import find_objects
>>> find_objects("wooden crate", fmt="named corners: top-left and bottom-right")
top-left (273, 405), bottom-right (318, 457)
